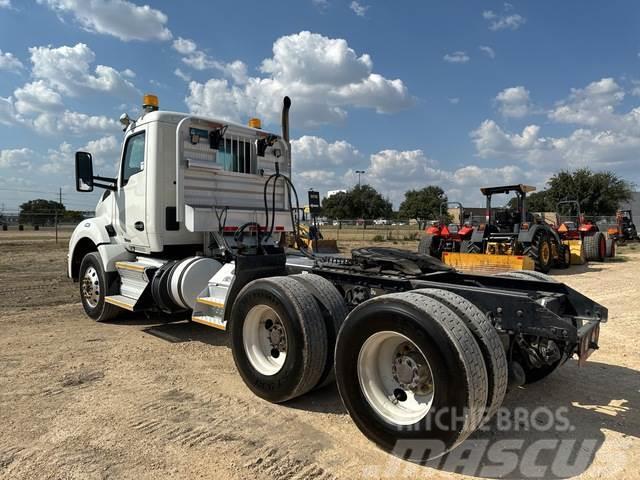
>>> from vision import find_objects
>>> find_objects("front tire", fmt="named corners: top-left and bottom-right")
top-left (528, 231), bottom-right (553, 273)
top-left (79, 252), bottom-right (120, 322)
top-left (557, 244), bottom-right (571, 269)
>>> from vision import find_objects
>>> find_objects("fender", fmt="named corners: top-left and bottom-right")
top-left (68, 217), bottom-right (130, 277)
top-left (517, 223), bottom-right (540, 243)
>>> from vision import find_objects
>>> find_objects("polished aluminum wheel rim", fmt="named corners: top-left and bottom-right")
top-left (81, 266), bottom-right (100, 308)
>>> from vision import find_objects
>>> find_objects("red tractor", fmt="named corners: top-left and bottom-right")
top-left (556, 200), bottom-right (608, 262)
top-left (418, 202), bottom-right (474, 259)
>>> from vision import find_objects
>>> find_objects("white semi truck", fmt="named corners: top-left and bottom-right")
top-left (69, 95), bottom-right (606, 462)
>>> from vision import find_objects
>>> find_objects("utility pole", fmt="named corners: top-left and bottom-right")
top-left (355, 170), bottom-right (365, 187)
top-left (55, 187), bottom-right (62, 244)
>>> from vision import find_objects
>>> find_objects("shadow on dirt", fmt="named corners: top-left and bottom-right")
top-left (109, 314), bottom-right (636, 479)
top-left (289, 359), bottom-right (637, 479)
top-left (421, 359), bottom-right (638, 479)
top-left (552, 263), bottom-right (603, 276)
top-left (143, 320), bottom-right (230, 347)
top-left (109, 314), bottom-right (230, 347)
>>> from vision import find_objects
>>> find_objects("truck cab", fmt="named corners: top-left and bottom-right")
top-left (69, 95), bottom-right (293, 278)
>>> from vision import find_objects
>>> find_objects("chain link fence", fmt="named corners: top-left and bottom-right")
top-left (310, 219), bottom-right (423, 242)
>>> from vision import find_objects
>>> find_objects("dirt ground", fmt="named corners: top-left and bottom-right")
top-left (0, 230), bottom-right (638, 479)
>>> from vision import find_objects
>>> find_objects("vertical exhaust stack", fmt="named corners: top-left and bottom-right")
top-left (281, 96), bottom-right (291, 143)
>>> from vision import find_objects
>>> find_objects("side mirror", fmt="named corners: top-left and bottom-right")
top-left (75, 151), bottom-right (94, 192)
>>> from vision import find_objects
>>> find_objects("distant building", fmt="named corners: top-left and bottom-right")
top-left (326, 189), bottom-right (347, 198)
top-left (621, 192), bottom-right (640, 214)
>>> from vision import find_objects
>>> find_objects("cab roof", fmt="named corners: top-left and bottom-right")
top-left (480, 184), bottom-right (536, 196)
top-left (134, 110), bottom-right (280, 137)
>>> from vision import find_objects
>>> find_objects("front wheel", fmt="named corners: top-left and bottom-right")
top-left (557, 244), bottom-right (571, 269)
top-left (79, 252), bottom-right (120, 322)
top-left (527, 231), bottom-right (553, 273)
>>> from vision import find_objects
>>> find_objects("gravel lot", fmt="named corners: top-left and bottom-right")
top-left (1, 230), bottom-right (638, 479)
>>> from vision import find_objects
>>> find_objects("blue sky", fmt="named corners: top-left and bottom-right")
top-left (1, 0), bottom-right (639, 212)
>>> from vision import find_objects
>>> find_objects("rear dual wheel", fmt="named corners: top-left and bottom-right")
top-left (230, 275), bottom-right (347, 403)
top-left (335, 291), bottom-right (500, 461)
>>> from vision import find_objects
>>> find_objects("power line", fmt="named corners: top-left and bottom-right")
top-left (0, 187), bottom-right (61, 195)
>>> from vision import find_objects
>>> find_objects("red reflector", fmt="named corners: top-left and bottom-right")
top-left (275, 226), bottom-right (285, 231)
top-left (223, 226), bottom-right (238, 232)
top-left (516, 256), bottom-right (524, 259)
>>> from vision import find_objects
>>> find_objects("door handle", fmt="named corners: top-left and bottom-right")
top-left (134, 221), bottom-right (144, 231)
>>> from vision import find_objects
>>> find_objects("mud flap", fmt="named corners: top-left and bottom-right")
top-left (577, 321), bottom-right (600, 366)
top-left (442, 252), bottom-right (535, 275)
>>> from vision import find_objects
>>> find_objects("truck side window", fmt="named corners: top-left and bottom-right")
top-left (122, 132), bottom-right (145, 185)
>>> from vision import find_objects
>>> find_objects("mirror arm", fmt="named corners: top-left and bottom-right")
top-left (93, 175), bottom-right (116, 183)
top-left (92, 182), bottom-right (117, 191)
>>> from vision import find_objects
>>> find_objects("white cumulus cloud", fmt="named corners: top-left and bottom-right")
top-left (13, 81), bottom-right (64, 115)
top-left (292, 136), bottom-right (362, 170)
top-left (185, 31), bottom-right (413, 127)
top-left (37, 0), bottom-right (172, 41)
top-left (41, 135), bottom-right (120, 173)
top-left (0, 148), bottom-right (34, 169)
top-left (172, 37), bottom-right (248, 84)
top-left (0, 96), bottom-right (18, 126)
top-left (0, 49), bottom-right (24, 72)
top-left (29, 43), bottom-right (139, 99)
top-left (33, 110), bottom-right (119, 136)
top-left (548, 77), bottom-right (625, 128)
top-left (495, 86), bottom-right (532, 118)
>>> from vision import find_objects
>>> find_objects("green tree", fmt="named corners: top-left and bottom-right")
top-left (507, 190), bottom-right (554, 213)
top-left (322, 185), bottom-right (392, 219)
top-left (398, 186), bottom-right (447, 229)
top-left (546, 169), bottom-right (633, 215)
top-left (19, 199), bottom-right (65, 225)
top-left (62, 210), bottom-right (85, 223)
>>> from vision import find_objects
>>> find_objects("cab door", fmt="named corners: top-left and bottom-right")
top-left (115, 129), bottom-right (149, 249)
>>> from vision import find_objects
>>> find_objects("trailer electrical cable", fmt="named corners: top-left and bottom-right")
top-left (262, 165), bottom-right (314, 259)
